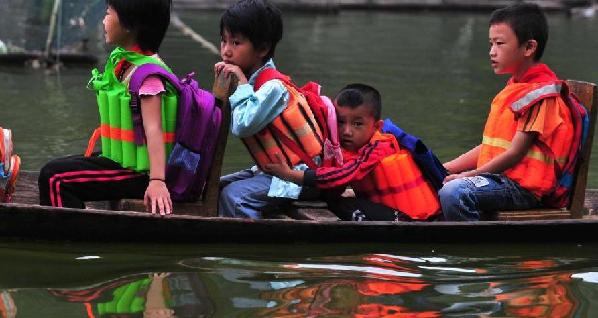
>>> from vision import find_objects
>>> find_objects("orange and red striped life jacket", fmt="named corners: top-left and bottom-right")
top-left (242, 72), bottom-right (324, 170)
top-left (352, 132), bottom-right (441, 220)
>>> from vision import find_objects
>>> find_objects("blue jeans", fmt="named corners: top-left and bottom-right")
top-left (438, 173), bottom-right (540, 221)
top-left (218, 168), bottom-right (291, 219)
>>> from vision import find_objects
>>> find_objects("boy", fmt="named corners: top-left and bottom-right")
top-left (265, 84), bottom-right (440, 221)
top-left (215, 0), bottom-right (323, 218)
top-left (439, 3), bottom-right (575, 221)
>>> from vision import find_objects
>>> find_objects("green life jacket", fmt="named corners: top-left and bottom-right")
top-left (96, 278), bottom-right (151, 315)
top-left (88, 47), bottom-right (178, 171)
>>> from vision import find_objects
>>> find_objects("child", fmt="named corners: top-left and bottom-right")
top-left (439, 3), bottom-right (575, 221)
top-left (38, 0), bottom-right (174, 215)
top-left (0, 127), bottom-right (20, 203)
top-left (265, 84), bottom-right (441, 221)
top-left (216, 0), bottom-right (323, 219)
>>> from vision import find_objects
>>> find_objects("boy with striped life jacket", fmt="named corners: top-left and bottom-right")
top-left (265, 84), bottom-right (441, 221)
top-left (439, 3), bottom-right (577, 221)
top-left (216, 0), bottom-right (332, 219)
top-left (38, 0), bottom-right (176, 215)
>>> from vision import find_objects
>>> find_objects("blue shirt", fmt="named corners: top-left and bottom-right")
top-left (229, 59), bottom-right (289, 138)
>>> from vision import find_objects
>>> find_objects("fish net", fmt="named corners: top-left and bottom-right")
top-left (0, 0), bottom-right (103, 54)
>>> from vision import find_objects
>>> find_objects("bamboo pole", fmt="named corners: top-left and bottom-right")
top-left (170, 13), bottom-right (219, 55)
top-left (44, 0), bottom-right (61, 60)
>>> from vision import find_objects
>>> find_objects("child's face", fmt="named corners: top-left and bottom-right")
top-left (103, 6), bottom-right (134, 48)
top-left (336, 104), bottom-right (383, 153)
top-left (489, 22), bottom-right (533, 75)
top-left (220, 29), bottom-right (268, 75)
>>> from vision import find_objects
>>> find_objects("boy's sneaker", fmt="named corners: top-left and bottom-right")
top-left (0, 155), bottom-right (20, 203)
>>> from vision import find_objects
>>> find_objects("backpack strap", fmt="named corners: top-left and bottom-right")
top-left (128, 63), bottom-right (183, 146)
top-left (254, 68), bottom-right (292, 91)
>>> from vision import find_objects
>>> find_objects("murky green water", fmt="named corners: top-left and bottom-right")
top-left (1, 10), bottom-right (598, 317)
top-left (1, 241), bottom-right (598, 317)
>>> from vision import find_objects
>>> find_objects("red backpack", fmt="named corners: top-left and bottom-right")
top-left (539, 84), bottom-right (590, 208)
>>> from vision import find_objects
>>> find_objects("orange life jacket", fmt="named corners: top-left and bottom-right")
top-left (351, 132), bottom-right (440, 220)
top-left (478, 81), bottom-right (574, 198)
top-left (242, 79), bottom-right (324, 170)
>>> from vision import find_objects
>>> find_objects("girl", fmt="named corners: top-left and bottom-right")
top-left (38, 0), bottom-right (174, 215)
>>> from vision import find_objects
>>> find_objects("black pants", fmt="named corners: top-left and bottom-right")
top-left (38, 155), bottom-right (149, 208)
top-left (324, 194), bottom-right (414, 221)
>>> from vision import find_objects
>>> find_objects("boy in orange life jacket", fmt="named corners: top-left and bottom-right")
top-left (265, 84), bottom-right (441, 221)
top-left (439, 3), bottom-right (575, 221)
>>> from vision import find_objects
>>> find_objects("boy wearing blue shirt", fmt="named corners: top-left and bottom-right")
top-left (215, 0), bottom-right (315, 218)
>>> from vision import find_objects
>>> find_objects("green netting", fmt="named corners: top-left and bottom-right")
top-left (0, 0), bottom-right (103, 53)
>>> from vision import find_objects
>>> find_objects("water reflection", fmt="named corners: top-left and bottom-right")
top-left (4, 254), bottom-right (591, 317)
top-left (2, 241), bottom-right (598, 317)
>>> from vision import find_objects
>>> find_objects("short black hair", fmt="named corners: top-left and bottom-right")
top-left (106, 0), bottom-right (171, 52)
top-left (335, 84), bottom-right (382, 120)
top-left (220, 0), bottom-right (283, 62)
top-left (490, 3), bottom-right (548, 61)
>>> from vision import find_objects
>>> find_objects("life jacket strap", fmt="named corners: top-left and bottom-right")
top-left (269, 124), bottom-right (318, 170)
top-left (85, 127), bottom-right (102, 157)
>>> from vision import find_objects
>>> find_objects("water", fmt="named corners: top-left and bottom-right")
top-left (1, 10), bottom-right (598, 317)
top-left (1, 241), bottom-right (598, 317)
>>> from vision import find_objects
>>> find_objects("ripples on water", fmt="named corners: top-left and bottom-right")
top-left (1, 242), bottom-right (597, 317)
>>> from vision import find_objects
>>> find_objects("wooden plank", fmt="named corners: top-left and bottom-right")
top-left (493, 209), bottom-right (571, 221)
top-left (567, 80), bottom-right (597, 218)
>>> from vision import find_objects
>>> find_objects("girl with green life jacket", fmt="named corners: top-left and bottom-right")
top-left (38, 0), bottom-right (176, 215)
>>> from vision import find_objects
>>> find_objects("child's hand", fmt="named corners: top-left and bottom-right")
top-left (264, 153), bottom-right (292, 179)
top-left (214, 61), bottom-right (226, 77)
top-left (213, 68), bottom-right (235, 101)
top-left (443, 170), bottom-right (479, 184)
top-left (144, 180), bottom-right (172, 216)
top-left (219, 63), bottom-right (248, 85)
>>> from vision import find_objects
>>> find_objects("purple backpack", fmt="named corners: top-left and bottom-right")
top-left (129, 64), bottom-right (222, 202)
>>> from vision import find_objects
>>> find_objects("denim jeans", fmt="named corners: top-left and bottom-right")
top-left (438, 173), bottom-right (540, 221)
top-left (218, 168), bottom-right (291, 219)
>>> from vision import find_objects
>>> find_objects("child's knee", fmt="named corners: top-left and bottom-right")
top-left (38, 162), bottom-right (57, 185)
top-left (439, 179), bottom-right (480, 221)
top-left (438, 179), bottom-right (467, 204)
top-left (439, 179), bottom-right (470, 212)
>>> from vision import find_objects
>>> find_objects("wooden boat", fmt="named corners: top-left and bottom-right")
top-left (1, 80), bottom-right (597, 244)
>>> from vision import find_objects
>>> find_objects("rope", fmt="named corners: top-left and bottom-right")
top-left (170, 13), bottom-right (219, 55)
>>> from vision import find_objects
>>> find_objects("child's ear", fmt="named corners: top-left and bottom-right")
top-left (258, 43), bottom-right (271, 59)
top-left (523, 40), bottom-right (538, 58)
top-left (374, 119), bottom-right (384, 131)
